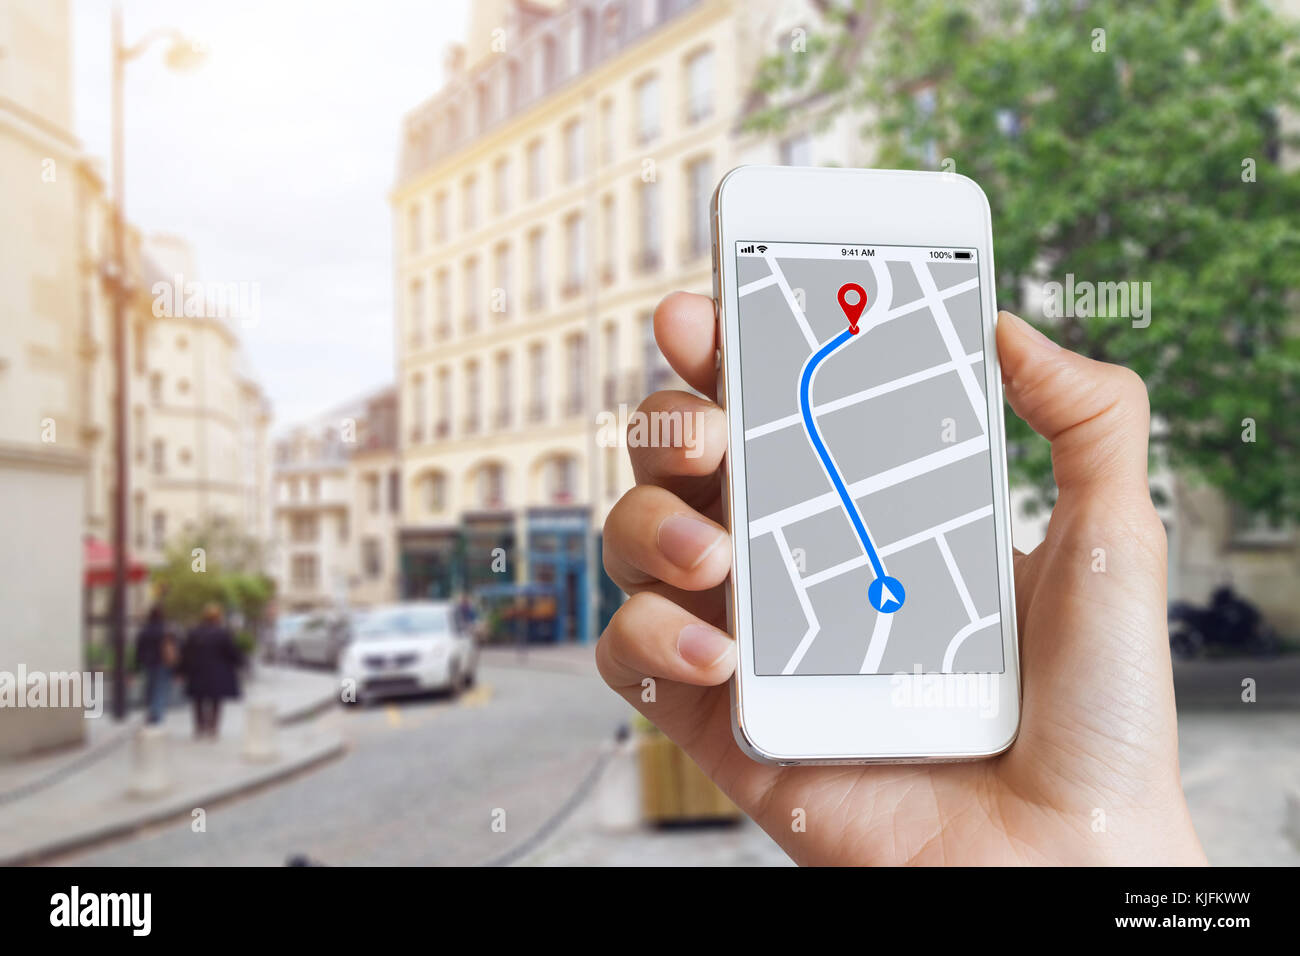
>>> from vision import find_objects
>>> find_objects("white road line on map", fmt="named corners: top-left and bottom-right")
top-left (749, 435), bottom-right (989, 538)
top-left (744, 351), bottom-right (984, 441)
top-left (941, 614), bottom-right (1001, 672)
top-left (739, 273), bottom-right (778, 296)
top-left (859, 609), bottom-right (894, 674)
top-left (911, 262), bottom-right (988, 433)
top-left (764, 254), bottom-right (819, 350)
top-left (800, 505), bottom-right (994, 589)
top-left (936, 532), bottom-right (979, 623)
top-left (774, 527), bottom-right (821, 675)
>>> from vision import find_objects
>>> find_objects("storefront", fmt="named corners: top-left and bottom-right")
top-left (525, 506), bottom-right (591, 643)
top-left (398, 527), bottom-right (461, 600)
top-left (462, 510), bottom-right (517, 595)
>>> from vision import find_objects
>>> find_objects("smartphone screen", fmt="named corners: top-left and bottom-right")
top-left (732, 240), bottom-right (1005, 677)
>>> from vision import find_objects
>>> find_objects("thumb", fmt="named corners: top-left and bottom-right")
top-left (996, 310), bottom-right (1152, 500)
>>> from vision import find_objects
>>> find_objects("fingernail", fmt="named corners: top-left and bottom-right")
top-left (1001, 310), bottom-right (1060, 351)
top-left (677, 623), bottom-right (734, 668)
top-left (657, 514), bottom-right (726, 570)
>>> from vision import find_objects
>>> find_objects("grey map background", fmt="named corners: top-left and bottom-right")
top-left (735, 246), bottom-right (1006, 675)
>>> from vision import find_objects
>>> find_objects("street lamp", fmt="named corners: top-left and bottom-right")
top-left (108, 3), bottom-right (205, 720)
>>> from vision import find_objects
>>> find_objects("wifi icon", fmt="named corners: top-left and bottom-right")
top-left (756, 245), bottom-right (768, 254)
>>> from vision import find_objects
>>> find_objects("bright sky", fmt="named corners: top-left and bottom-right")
top-left (73, 0), bottom-right (471, 428)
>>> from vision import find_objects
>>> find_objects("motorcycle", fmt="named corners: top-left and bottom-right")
top-left (1168, 585), bottom-right (1280, 660)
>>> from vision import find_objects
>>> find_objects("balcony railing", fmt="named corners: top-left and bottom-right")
top-left (462, 311), bottom-right (480, 335)
top-left (463, 415), bottom-right (481, 436)
top-left (563, 393), bottom-right (584, 418)
top-left (435, 321), bottom-right (452, 340)
top-left (493, 407), bottom-right (512, 429)
top-left (561, 276), bottom-right (584, 300)
top-left (526, 400), bottom-right (547, 424)
top-left (599, 262), bottom-right (616, 286)
top-left (434, 419), bottom-right (451, 439)
top-left (526, 287), bottom-right (546, 312)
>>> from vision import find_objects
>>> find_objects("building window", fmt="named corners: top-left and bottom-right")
top-left (599, 194), bottom-right (617, 285)
top-left (685, 155), bottom-right (713, 260)
top-left (779, 133), bottom-right (813, 167)
top-left (407, 202), bottom-right (423, 254)
top-left (388, 468), bottom-right (400, 513)
top-left (367, 473), bottom-right (381, 513)
top-left (605, 444), bottom-right (619, 499)
top-left (528, 343), bottom-right (548, 423)
top-left (641, 310), bottom-right (670, 391)
top-left (527, 227), bottom-right (546, 310)
top-left (362, 537), bottom-right (382, 579)
top-left (545, 456), bottom-right (576, 503)
top-left (150, 372), bottom-right (163, 405)
top-left (477, 463), bottom-right (506, 509)
top-left (563, 212), bottom-right (586, 296)
top-left (337, 512), bottom-right (349, 544)
top-left (436, 367), bottom-right (452, 438)
top-left (291, 554), bottom-right (318, 590)
top-left (434, 191), bottom-right (449, 242)
top-left (408, 278), bottom-right (426, 346)
top-left (308, 476), bottom-right (320, 500)
top-left (635, 74), bottom-right (660, 144)
top-left (526, 139), bottom-right (545, 200)
top-left (599, 98), bottom-right (615, 165)
top-left (494, 351), bottom-right (513, 428)
top-left (133, 492), bottom-right (146, 549)
top-left (566, 15), bottom-right (585, 76)
top-left (493, 155), bottom-right (510, 216)
top-left (462, 173), bottom-right (478, 232)
top-left (411, 374), bottom-right (427, 443)
top-left (151, 511), bottom-right (167, 551)
top-left (684, 47), bottom-right (714, 124)
top-left (636, 179), bottom-right (660, 272)
top-left (464, 359), bottom-right (482, 435)
top-left (602, 321), bottom-right (620, 405)
top-left (563, 117), bottom-right (584, 183)
top-left (565, 333), bottom-right (587, 417)
top-left (436, 269), bottom-right (452, 339)
top-left (151, 438), bottom-right (166, 475)
top-left (421, 471), bottom-right (447, 512)
top-left (291, 513), bottom-right (319, 543)
top-left (463, 256), bottom-right (481, 334)
top-left (493, 242), bottom-right (511, 320)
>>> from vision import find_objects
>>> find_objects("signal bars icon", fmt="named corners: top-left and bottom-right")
top-left (740, 244), bottom-right (769, 254)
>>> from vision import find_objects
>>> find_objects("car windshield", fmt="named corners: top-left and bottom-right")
top-left (354, 607), bottom-right (451, 640)
top-left (276, 615), bottom-right (307, 636)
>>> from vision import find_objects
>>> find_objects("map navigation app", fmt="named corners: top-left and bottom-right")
top-left (733, 241), bottom-right (1005, 676)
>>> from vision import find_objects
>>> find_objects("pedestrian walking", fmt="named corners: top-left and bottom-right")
top-left (181, 603), bottom-right (243, 739)
top-left (134, 604), bottom-right (178, 725)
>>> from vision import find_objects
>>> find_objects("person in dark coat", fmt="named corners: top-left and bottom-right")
top-left (134, 604), bottom-right (178, 724)
top-left (182, 603), bottom-right (243, 738)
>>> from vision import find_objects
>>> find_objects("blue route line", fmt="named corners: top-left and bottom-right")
top-left (799, 328), bottom-right (888, 582)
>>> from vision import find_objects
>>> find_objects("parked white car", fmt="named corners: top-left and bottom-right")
top-left (273, 611), bottom-right (351, 668)
top-left (339, 602), bottom-right (478, 704)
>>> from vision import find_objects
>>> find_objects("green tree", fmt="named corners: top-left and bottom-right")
top-left (152, 519), bottom-right (274, 634)
top-left (749, 0), bottom-right (1300, 519)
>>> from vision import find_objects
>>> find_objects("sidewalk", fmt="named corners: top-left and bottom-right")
top-left (0, 665), bottom-right (344, 865)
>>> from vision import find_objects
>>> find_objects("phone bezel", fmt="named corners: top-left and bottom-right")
top-left (712, 166), bottom-right (1021, 764)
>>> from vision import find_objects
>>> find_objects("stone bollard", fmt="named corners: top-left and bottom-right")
top-left (129, 724), bottom-right (171, 798)
top-left (241, 698), bottom-right (278, 763)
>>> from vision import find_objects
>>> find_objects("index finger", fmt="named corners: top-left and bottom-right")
top-left (654, 292), bottom-right (718, 399)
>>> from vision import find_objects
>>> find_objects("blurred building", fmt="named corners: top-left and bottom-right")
top-left (0, 0), bottom-right (91, 756)
top-left (271, 387), bottom-right (400, 611)
top-left (391, 0), bottom-right (846, 642)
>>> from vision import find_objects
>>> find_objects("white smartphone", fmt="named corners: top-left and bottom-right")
top-left (710, 166), bottom-right (1020, 764)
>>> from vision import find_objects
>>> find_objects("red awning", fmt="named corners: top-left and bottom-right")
top-left (83, 537), bottom-right (149, 588)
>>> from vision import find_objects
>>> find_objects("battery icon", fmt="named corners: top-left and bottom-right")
top-left (954, 251), bottom-right (973, 260)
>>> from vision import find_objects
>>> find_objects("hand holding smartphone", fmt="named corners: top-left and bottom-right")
top-left (711, 167), bottom-right (1020, 763)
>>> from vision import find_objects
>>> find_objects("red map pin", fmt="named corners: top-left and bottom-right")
top-left (838, 283), bottom-right (868, 334)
